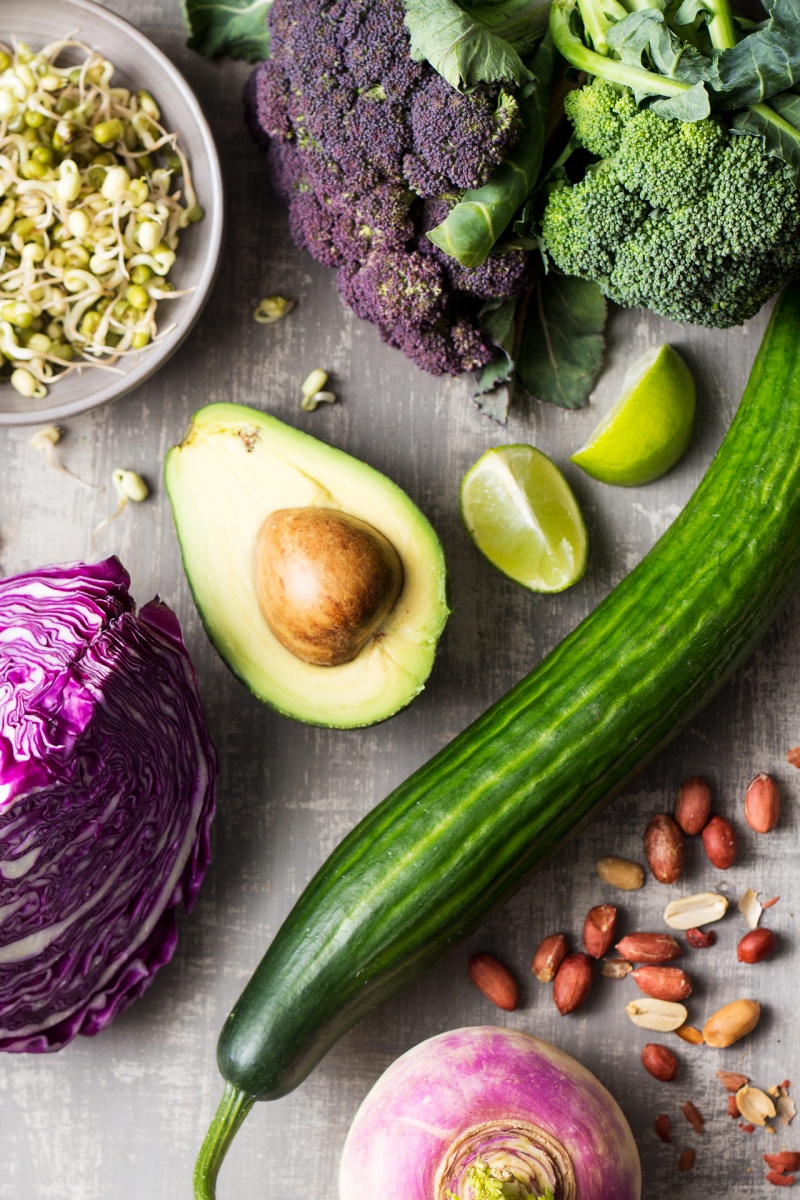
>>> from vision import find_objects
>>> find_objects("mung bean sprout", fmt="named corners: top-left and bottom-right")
top-left (0, 38), bottom-right (202, 400)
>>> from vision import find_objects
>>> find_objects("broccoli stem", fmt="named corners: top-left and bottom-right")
top-left (577, 0), bottom-right (628, 54)
top-left (697, 0), bottom-right (737, 52)
top-left (427, 33), bottom-right (556, 267)
top-left (549, 0), bottom-right (691, 95)
top-left (465, 0), bottom-right (554, 50)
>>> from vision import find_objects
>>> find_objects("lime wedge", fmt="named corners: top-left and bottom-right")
top-left (571, 344), bottom-right (696, 486)
top-left (460, 444), bottom-right (588, 593)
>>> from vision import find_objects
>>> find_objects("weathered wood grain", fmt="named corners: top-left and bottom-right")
top-left (0, 3), bottom-right (797, 1198)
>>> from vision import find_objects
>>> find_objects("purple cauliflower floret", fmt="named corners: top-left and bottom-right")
top-left (404, 79), bottom-right (524, 197)
top-left (245, 0), bottom-right (535, 376)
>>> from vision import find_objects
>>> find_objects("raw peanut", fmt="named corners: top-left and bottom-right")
top-left (674, 775), bottom-right (712, 835)
top-left (645, 813), bottom-right (684, 884)
top-left (738, 927), bottom-right (778, 964)
top-left (736, 1084), bottom-right (777, 1126)
top-left (664, 891), bottom-right (728, 930)
top-left (718, 1070), bottom-right (749, 1093)
top-left (701, 814), bottom-right (737, 869)
top-left (787, 746), bottom-right (800, 769)
top-left (703, 999), bottom-right (761, 1047)
top-left (675, 1023), bottom-right (704, 1044)
top-left (745, 773), bottom-right (781, 833)
top-left (633, 965), bottom-right (693, 1002)
top-left (654, 1114), bottom-right (671, 1143)
top-left (532, 933), bottom-right (568, 983)
top-left (467, 953), bottom-right (518, 1011)
top-left (678, 1148), bottom-right (696, 1172)
top-left (682, 1100), bottom-right (705, 1133)
top-left (765, 1153), bottom-right (800, 1173)
top-left (582, 904), bottom-right (618, 959)
top-left (626, 997), bottom-right (688, 1031)
top-left (766, 1170), bottom-right (796, 1186)
top-left (615, 932), bottom-right (682, 965)
top-left (686, 927), bottom-right (716, 948)
top-left (642, 1043), bottom-right (679, 1082)
top-left (728, 1095), bottom-right (741, 1118)
top-left (595, 855), bottom-right (645, 891)
top-left (553, 952), bottom-right (593, 1016)
top-left (601, 958), bottom-right (633, 979)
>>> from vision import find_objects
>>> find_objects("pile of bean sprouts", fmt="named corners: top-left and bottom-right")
top-left (0, 38), bottom-right (202, 399)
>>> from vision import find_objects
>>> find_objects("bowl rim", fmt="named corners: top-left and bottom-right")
top-left (0, 0), bottom-right (225, 426)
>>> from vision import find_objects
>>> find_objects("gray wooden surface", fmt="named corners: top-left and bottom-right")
top-left (0, 3), bottom-right (797, 1197)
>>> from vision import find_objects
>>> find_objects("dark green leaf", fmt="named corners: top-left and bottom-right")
top-left (182, 0), bottom-right (271, 61)
top-left (674, 0), bottom-right (800, 107)
top-left (475, 297), bottom-right (518, 423)
top-left (403, 0), bottom-right (536, 91)
top-left (733, 93), bottom-right (800, 182)
top-left (651, 79), bottom-right (710, 119)
top-left (516, 275), bottom-right (606, 409)
top-left (606, 10), bottom-right (720, 88)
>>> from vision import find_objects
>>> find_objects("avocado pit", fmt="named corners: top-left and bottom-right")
top-left (254, 507), bottom-right (405, 666)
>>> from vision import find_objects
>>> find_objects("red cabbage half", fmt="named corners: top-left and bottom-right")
top-left (0, 557), bottom-right (216, 1052)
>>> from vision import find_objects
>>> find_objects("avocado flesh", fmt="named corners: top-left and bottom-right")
top-left (165, 403), bottom-right (450, 728)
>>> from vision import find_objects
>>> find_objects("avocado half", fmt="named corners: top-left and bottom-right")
top-left (164, 403), bottom-right (450, 728)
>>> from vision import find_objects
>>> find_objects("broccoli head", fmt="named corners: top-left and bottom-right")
top-left (541, 82), bottom-right (800, 329)
top-left (243, 0), bottom-right (541, 376)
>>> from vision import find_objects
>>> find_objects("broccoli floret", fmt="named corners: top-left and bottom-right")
top-left (541, 84), bottom-right (800, 329)
top-left (563, 78), bottom-right (637, 159)
top-left (244, 0), bottom-right (539, 376)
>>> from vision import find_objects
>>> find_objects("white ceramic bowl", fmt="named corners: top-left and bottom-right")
top-left (0, 0), bottom-right (224, 425)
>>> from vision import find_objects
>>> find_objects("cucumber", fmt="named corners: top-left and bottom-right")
top-left (195, 285), bottom-right (800, 1198)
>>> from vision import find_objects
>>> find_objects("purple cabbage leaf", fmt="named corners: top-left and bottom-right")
top-left (0, 557), bottom-right (216, 1052)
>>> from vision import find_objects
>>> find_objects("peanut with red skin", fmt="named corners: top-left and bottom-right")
top-left (737, 928), bottom-right (778, 964)
top-left (615, 932), bottom-right (682, 964)
top-left (744, 773), bottom-right (780, 833)
top-left (532, 933), bottom-right (569, 983)
top-left (654, 1114), bottom-right (671, 1143)
top-left (728, 1096), bottom-right (741, 1118)
top-left (467, 954), bottom-right (518, 1011)
top-left (701, 814), bottom-right (737, 869)
top-left (645, 813), bottom-right (684, 884)
top-left (582, 904), bottom-right (618, 959)
top-left (678, 1149), bottom-right (696, 1172)
top-left (674, 776), bottom-right (712, 835)
top-left (642, 1043), bottom-right (679, 1082)
top-left (553, 952), bottom-right (593, 1016)
top-left (633, 965), bottom-right (693, 1002)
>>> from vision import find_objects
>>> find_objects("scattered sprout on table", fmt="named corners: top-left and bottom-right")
top-left (29, 422), bottom-right (97, 488)
top-left (300, 367), bottom-right (336, 411)
top-left (93, 466), bottom-right (149, 539)
top-left (0, 38), bottom-right (202, 400)
top-left (253, 294), bottom-right (295, 324)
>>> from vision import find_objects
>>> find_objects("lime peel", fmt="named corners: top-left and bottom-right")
top-left (460, 444), bottom-right (588, 593)
top-left (571, 344), bottom-right (696, 487)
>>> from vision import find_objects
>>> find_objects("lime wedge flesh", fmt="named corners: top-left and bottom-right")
top-left (571, 343), bottom-right (696, 486)
top-left (460, 444), bottom-right (588, 593)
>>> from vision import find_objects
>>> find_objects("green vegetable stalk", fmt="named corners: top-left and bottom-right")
top-left (427, 34), bottom-right (555, 266)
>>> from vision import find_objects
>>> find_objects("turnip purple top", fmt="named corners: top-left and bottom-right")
top-left (339, 1026), bottom-right (641, 1200)
top-left (0, 557), bottom-right (216, 1052)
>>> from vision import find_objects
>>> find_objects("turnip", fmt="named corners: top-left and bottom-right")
top-left (339, 1027), bottom-right (641, 1200)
